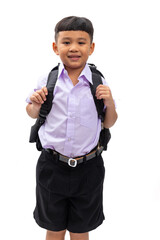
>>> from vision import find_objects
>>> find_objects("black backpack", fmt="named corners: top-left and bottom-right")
top-left (29, 63), bottom-right (111, 151)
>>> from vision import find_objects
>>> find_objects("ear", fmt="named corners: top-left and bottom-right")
top-left (89, 42), bottom-right (95, 56)
top-left (52, 42), bottom-right (59, 55)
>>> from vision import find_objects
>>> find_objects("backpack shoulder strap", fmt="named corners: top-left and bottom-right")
top-left (88, 64), bottom-right (105, 122)
top-left (39, 64), bottom-right (59, 119)
top-left (29, 64), bottom-right (59, 148)
top-left (88, 63), bottom-right (111, 150)
top-left (88, 63), bottom-right (104, 78)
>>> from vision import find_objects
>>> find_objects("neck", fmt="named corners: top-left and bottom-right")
top-left (64, 64), bottom-right (85, 80)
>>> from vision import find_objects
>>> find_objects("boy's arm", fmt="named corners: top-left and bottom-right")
top-left (26, 87), bottom-right (48, 119)
top-left (103, 103), bottom-right (117, 128)
top-left (96, 85), bottom-right (118, 128)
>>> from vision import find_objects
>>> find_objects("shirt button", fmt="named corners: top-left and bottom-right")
top-left (69, 112), bottom-right (73, 118)
top-left (68, 138), bottom-right (71, 141)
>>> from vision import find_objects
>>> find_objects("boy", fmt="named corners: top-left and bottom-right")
top-left (26, 16), bottom-right (117, 240)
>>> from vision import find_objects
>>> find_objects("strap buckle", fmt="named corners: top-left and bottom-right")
top-left (68, 158), bottom-right (77, 167)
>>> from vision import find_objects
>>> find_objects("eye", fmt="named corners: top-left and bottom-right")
top-left (63, 41), bottom-right (70, 45)
top-left (79, 42), bottom-right (85, 45)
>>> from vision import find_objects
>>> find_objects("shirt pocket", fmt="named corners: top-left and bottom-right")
top-left (80, 97), bottom-right (97, 128)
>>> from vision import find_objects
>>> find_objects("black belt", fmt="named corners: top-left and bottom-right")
top-left (45, 146), bottom-right (103, 167)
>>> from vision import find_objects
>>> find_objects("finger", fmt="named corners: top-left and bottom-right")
top-left (96, 86), bottom-right (110, 96)
top-left (98, 94), bottom-right (109, 99)
top-left (96, 85), bottom-right (103, 92)
top-left (42, 86), bottom-right (48, 96)
top-left (96, 85), bottom-right (110, 91)
top-left (97, 90), bottom-right (110, 95)
top-left (33, 92), bottom-right (44, 104)
top-left (30, 95), bottom-right (42, 104)
top-left (36, 89), bottom-right (46, 102)
top-left (96, 91), bottom-right (110, 99)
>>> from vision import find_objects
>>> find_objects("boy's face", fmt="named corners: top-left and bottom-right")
top-left (53, 31), bottom-right (95, 73)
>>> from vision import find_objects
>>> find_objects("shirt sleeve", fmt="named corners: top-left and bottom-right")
top-left (101, 77), bottom-right (109, 87)
top-left (25, 74), bottom-right (48, 103)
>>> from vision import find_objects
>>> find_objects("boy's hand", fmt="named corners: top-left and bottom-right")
top-left (96, 85), bottom-right (115, 108)
top-left (30, 86), bottom-right (48, 106)
top-left (26, 86), bottom-right (48, 119)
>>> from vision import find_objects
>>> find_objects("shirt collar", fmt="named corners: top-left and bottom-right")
top-left (57, 62), bottom-right (65, 79)
top-left (57, 62), bottom-right (93, 84)
top-left (79, 63), bottom-right (92, 84)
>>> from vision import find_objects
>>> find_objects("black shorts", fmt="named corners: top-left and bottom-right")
top-left (33, 149), bottom-right (105, 233)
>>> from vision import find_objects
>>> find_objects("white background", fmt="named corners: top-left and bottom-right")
top-left (0, 0), bottom-right (160, 239)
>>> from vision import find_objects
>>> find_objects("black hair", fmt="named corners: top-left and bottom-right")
top-left (55, 16), bottom-right (94, 42)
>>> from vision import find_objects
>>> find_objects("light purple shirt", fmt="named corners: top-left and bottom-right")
top-left (27, 63), bottom-right (109, 158)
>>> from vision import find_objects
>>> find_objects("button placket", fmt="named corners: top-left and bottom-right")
top-left (64, 91), bottom-right (76, 156)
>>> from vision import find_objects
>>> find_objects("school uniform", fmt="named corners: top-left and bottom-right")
top-left (26, 63), bottom-right (108, 233)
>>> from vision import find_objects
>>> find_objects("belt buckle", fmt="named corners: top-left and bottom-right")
top-left (68, 158), bottom-right (77, 167)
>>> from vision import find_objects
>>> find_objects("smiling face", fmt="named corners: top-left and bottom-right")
top-left (53, 31), bottom-right (95, 73)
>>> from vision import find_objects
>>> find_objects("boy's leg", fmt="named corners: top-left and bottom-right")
top-left (69, 232), bottom-right (89, 240)
top-left (46, 230), bottom-right (66, 240)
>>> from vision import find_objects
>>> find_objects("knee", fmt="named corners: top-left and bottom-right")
top-left (46, 229), bottom-right (66, 240)
top-left (69, 232), bottom-right (89, 240)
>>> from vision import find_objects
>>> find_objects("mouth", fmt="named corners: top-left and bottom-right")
top-left (68, 55), bottom-right (81, 61)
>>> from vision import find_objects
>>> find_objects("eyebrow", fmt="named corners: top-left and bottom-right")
top-left (61, 37), bottom-right (87, 41)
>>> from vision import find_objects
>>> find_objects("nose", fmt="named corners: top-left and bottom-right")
top-left (69, 43), bottom-right (78, 52)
